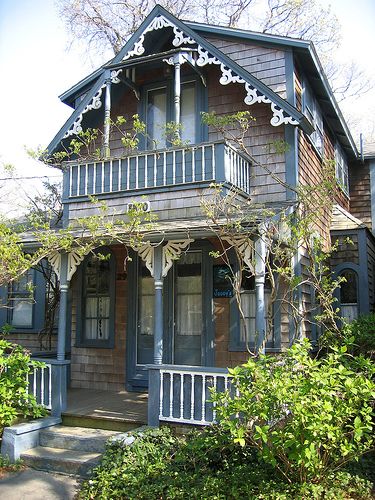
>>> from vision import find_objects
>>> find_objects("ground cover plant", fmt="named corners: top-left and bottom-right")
top-left (81, 340), bottom-right (375, 500)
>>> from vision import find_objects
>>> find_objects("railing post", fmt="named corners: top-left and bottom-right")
top-left (255, 233), bottom-right (267, 354)
top-left (50, 360), bottom-right (70, 417)
top-left (153, 245), bottom-right (164, 364)
top-left (147, 365), bottom-right (161, 427)
top-left (214, 142), bottom-right (225, 182)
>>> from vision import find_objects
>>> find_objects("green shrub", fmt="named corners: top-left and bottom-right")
top-left (80, 426), bottom-right (374, 499)
top-left (212, 339), bottom-right (375, 484)
top-left (344, 314), bottom-right (375, 357)
top-left (0, 337), bottom-right (47, 435)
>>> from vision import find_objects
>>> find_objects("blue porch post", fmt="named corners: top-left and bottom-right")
top-left (148, 245), bottom-right (164, 426)
top-left (54, 252), bottom-right (70, 416)
top-left (153, 245), bottom-right (164, 365)
top-left (255, 234), bottom-right (266, 354)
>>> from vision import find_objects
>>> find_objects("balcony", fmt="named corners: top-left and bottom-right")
top-left (66, 141), bottom-right (251, 199)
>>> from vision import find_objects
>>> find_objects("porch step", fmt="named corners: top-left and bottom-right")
top-left (39, 425), bottom-right (122, 453)
top-left (62, 413), bottom-right (143, 432)
top-left (21, 446), bottom-right (102, 477)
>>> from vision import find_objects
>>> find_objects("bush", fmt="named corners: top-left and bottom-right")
top-left (212, 339), bottom-right (375, 484)
top-left (80, 426), bottom-right (374, 499)
top-left (344, 314), bottom-right (375, 357)
top-left (0, 337), bottom-right (47, 435)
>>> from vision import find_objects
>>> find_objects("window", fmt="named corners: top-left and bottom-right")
top-left (303, 81), bottom-right (324, 156)
top-left (143, 79), bottom-right (202, 150)
top-left (335, 144), bottom-right (349, 194)
top-left (339, 269), bottom-right (358, 322)
top-left (7, 269), bottom-right (34, 328)
top-left (77, 249), bottom-right (115, 347)
top-left (230, 272), bottom-right (273, 350)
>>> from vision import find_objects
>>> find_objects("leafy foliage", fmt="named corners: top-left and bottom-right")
top-left (80, 425), bottom-right (374, 499)
top-left (212, 339), bottom-right (375, 484)
top-left (343, 314), bottom-right (375, 358)
top-left (0, 332), bottom-right (47, 435)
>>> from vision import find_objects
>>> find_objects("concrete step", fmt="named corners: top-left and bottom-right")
top-left (39, 425), bottom-right (122, 453)
top-left (21, 446), bottom-right (102, 477)
top-left (62, 413), bottom-right (143, 432)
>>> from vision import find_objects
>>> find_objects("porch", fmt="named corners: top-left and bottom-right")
top-left (29, 361), bottom-right (232, 427)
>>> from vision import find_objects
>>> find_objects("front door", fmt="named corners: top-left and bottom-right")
top-left (127, 245), bottom-right (213, 390)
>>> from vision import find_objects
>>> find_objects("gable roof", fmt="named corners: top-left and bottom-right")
top-left (331, 204), bottom-right (367, 231)
top-left (48, 6), bottom-right (315, 155)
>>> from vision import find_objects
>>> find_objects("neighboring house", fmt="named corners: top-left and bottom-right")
top-left (2, 5), bottom-right (374, 426)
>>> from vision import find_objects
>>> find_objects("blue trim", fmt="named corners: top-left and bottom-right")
top-left (369, 160), bottom-right (375, 233)
top-left (358, 229), bottom-right (370, 314)
top-left (284, 49), bottom-right (295, 106)
top-left (332, 260), bottom-right (369, 316)
top-left (284, 125), bottom-right (298, 200)
top-left (75, 247), bottom-right (116, 348)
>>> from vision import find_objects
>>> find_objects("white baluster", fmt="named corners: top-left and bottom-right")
top-left (33, 368), bottom-right (37, 397)
top-left (85, 164), bottom-right (88, 195)
top-left (69, 165), bottom-right (73, 197)
top-left (41, 367), bottom-right (45, 405)
top-left (212, 375), bottom-right (218, 421)
top-left (190, 374), bottom-right (195, 420)
top-left (159, 371), bottom-right (164, 418)
top-left (77, 165), bottom-right (81, 196)
top-left (118, 160), bottom-right (122, 191)
top-left (101, 162), bottom-right (105, 193)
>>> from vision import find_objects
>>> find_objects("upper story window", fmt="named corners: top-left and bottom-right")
top-left (335, 144), bottom-right (349, 194)
top-left (144, 79), bottom-right (200, 150)
top-left (303, 81), bottom-right (324, 156)
top-left (339, 269), bottom-right (358, 322)
top-left (7, 269), bottom-right (35, 328)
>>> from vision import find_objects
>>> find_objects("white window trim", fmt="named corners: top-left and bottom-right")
top-left (335, 144), bottom-right (349, 195)
top-left (303, 80), bottom-right (324, 157)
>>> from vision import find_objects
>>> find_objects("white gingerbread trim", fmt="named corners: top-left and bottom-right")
top-left (132, 241), bottom-right (155, 276)
top-left (63, 84), bottom-right (106, 138)
top-left (222, 236), bottom-right (254, 272)
top-left (67, 250), bottom-right (88, 281)
top-left (162, 239), bottom-right (194, 277)
top-left (195, 46), bottom-right (298, 127)
top-left (122, 15), bottom-right (195, 61)
top-left (110, 69), bottom-right (123, 84)
top-left (48, 252), bottom-right (62, 281)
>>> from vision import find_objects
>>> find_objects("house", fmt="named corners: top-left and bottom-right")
top-left (2, 5), bottom-right (374, 428)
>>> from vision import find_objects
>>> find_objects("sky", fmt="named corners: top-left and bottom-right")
top-left (0, 0), bottom-right (374, 213)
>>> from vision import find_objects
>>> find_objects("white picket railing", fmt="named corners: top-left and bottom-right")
top-left (158, 366), bottom-right (232, 425)
top-left (27, 362), bottom-right (52, 410)
top-left (67, 141), bottom-right (251, 198)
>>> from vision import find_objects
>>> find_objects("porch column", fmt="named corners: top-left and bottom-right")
top-left (174, 54), bottom-right (182, 134)
top-left (255, 235), bottom-right (266, 354)
top-left (153, 245), bottom-right (164, 364)
top-left (57, 252), bottom-right (69, 362)
top-left (103, 75), bottom-right (112, 158)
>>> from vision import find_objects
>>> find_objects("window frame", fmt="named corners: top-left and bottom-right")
top-left (75, 247), bottom-right (116, 348)
top-left (303, 80), bottom-right (324, 157)
top-left (139, 75), bottom-right (207, 150)
top-left (335, 143), bottom-right (349, 195)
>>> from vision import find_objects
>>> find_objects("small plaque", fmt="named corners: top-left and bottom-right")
top-left (213, 265), bottom-right (233, 298)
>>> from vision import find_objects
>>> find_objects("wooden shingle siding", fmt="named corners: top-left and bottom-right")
top-left (330, 234), bottom-right (359, 266)
top-left (205, 36), bottom-right (287, 98)
top-left (69, 246), bottom-right (127, 391)
top-left (4, 334), bottom-right (57, 353)
top-left (207, 67), bottom-right (286, 204)
top-left (349, 162), bottom-right (372, 229)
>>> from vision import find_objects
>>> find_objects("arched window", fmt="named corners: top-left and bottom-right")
top-left (339, 269), bottom-right (359, 322)
top-left (77, 248), bottom-right (115, 347)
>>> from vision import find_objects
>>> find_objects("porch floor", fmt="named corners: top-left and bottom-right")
top-left (65, 388), bottom-right (148, 425)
